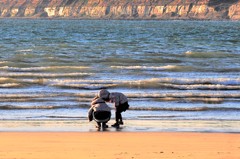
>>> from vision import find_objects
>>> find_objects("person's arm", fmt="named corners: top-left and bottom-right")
top-left (91, 97), bottom-right (98, 105)
top-left (88, 107), bottom-right (94, 121)
top-left (114, 95), bottom-right (120, 107)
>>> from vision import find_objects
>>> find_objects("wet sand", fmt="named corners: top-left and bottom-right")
top-left (0, 132), bottom-right (240, 159)
top-left (1, 120), bottom-right (240, 132)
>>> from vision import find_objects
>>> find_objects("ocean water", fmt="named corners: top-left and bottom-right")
top-left (0, 19), bottom-right (240, 122)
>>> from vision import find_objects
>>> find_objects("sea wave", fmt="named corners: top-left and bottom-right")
top-left (0, 66), bottom-right (90, 72)
top-left (184, 51), bottom-right (238, 58)
top-left (111, 65), bottom-right (195, 71)
top-left (45, 78), bottom-right (240, 90)
top-left (0, 72), bottom-right (92, 78)
top-left (0, 104), bottom-right (89, 110)
top-left (111, 65), bottom-right (240, 73)
top-left (1, 91), bottom-right (239, 100)
top-left (1, 104), bottom-right (240, 112)
top-left (0, 105), bottom-right (58, 110)
top-left (17, 49), bottom-right (33, 52)
top-left (127, 92), bottom-right (240, 99)
top-left (0, 90), bottom-right (239, 106)
top-left (130, 106), bottom-right (240, 111)
top-left (0, 83), bottom-right (22, 88)
top-left (0, 77), bottom-right (240, 90)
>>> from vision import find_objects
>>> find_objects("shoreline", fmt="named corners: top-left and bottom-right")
top-left (0, 17), bottom-right (238, 21)
top-left (1, 119), bottom-right (240, 133)
top-left (1, 132), bottom-right (240, 159)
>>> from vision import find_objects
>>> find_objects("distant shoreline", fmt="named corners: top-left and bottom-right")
top-left (0, 17), bottom-right (239, 21)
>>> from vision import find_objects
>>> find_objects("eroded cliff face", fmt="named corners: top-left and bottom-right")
top-left (0, 0), bottom-right (240, 20)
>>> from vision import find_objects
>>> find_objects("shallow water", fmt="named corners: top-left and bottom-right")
top-left (0, 19), bottom-right (240, 122)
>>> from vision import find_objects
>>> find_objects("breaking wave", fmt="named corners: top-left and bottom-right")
top-left (0, 77), bottom-right (240, 90)
top-left (44, 78), bottom-right (240, 90)
top-left (0, 72), bottom-right (92, 78)
top-left (111, 65), bottom-right (240, 73)
top-left (111, 65), bottom-right (195, 72)
top-left (1, 103), bottom-right (240, 113)
top-left (0, 104), bottom-right (89, 110)
top-left (130, 106), bottom-right (240, 111)
top-left (0, 66), bottom-right (90, 72)
top-left (184, 51), bottom-right (237, 58)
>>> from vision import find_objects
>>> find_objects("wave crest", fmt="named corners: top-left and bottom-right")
top-left (130, 106), bottom-right (240, 111)
top-left (184, 51), bottom-right (236, 58)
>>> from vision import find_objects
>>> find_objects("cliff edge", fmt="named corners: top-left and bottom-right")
top-left (0, 0), bottom-right (240, 20)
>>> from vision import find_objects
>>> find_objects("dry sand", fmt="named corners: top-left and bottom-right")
top-left (0, 132), bottom-right (240, 159)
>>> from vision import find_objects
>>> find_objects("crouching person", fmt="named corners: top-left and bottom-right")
top-left (97, 89), bottom-right (129, 128)
top-left (88, 98), bottom-right (111, 129)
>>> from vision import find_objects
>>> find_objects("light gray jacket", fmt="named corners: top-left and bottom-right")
top-left (88, 98), bottom-right (111, 117)
top-left (109, 92), bottom-right (128, 107)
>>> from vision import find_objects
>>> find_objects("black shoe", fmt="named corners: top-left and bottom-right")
top-left (102, 123), bottom-right (108, 128)
top-left (111, 123), bottom-right (119, 128)
top-left (119, 121), bottom-right (124, 125)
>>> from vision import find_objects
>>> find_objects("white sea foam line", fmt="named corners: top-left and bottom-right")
top-left (0, 92), bottom-right (95, 98)
top-left (110, 65), bottom-right (183, 70)
top-left (0, 72), bottom-right (92, 77)
top-left (0, 77), bottom-right (16, 81)
top-left (37, 78), bottom-right (240, 89)
top-left (2, 77), bottom-right (240, 86)
top-left (184, 51), bottom-right (230, 57)
top-left (159, 83), bottom-right (240, 89)
top-left (49, 83), bottom-right (117, 87)
top-left (0, 61), bottom-right (8, 64)
top-left (129, 78), bottom-right (240, 85)
top-left (0, 94), bottom-right (61, 98)
top-left (46, 79), bottom-right (115, 83)
top-left (0, 92), bottom-right (239, 100)
top-left (16, 49), bottom-right (33, 52)
top-left (0, 83), bottom-right (21, 87)
top-left (42, 77), bottom-right (240, 84)
top-left (0, 66), bottom-right (90, 71)
top-left (127, 92), bottom-right (240, 98)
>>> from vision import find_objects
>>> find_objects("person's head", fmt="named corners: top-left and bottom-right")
top-left (98, 89), bottom-right (110, 101)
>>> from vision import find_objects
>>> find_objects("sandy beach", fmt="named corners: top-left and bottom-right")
top-left (0, 132), bottom-right (239, 159)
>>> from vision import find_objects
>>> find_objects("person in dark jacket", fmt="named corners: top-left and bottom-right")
top-left (97, 89), bottom-right (129, 128)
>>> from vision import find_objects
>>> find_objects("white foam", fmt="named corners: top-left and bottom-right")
top-left (184, 51), bottom-right (229, 58)
top-left (0, 72), bottom-right (92, 77)
top-left (0, 66), bottom-right (90, 71)
top-left (17, 49), bottom-right (33, 52)
top-left (0, 83), bottom-right (21, 88)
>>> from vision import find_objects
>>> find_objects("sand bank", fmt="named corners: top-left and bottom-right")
top-left (0, 132), bottom-right (240, 159)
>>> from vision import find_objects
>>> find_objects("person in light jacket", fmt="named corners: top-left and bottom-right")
top-left (97, 89), bottom-right (129, 128)
top-left (88, 97), bottom-right (111, 129)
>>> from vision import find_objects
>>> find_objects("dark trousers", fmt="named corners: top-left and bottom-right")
top-left (94, 111), bottom-right (111, 121)
top-left (115, 102), bottom-right (129, 123)
top-left (115, 111), bottom-right (122, 123)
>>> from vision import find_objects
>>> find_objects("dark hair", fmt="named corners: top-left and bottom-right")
top-left (102, 94), bottom-right (110, 101)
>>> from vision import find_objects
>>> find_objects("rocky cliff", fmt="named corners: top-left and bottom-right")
top-left (0, 0), bottom-right (240, 20)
